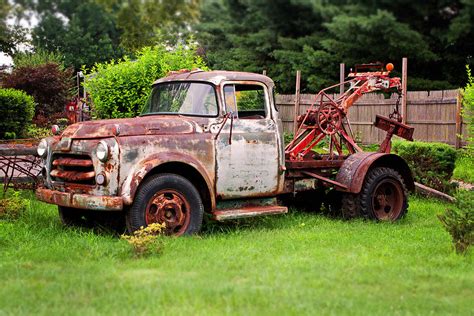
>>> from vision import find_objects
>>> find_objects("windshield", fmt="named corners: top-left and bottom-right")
top-left (141, 82), bottom-right (218, 116)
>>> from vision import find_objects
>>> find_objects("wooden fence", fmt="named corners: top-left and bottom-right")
top-left (276, 89), bottom-right (467, 147)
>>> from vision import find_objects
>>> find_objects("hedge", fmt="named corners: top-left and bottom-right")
top-left (0, 88), bottom-right (35, 139)
top-left (392, 140), bottom-right (457, 193)
top-left (83, 44), bottom-right (208, 119)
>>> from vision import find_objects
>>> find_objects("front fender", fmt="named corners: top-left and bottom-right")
top-left (335, 152), bottom-right (415, 193)
top-left (120, 151), bottom-right (215, 208)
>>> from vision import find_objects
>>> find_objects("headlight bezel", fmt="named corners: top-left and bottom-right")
top-left (37, 139), bottom-right (48, 158)
top-left (96, 140), bottom-right (110, 162)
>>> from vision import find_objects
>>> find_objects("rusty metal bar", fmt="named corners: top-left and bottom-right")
top-left (301, 170), bottom-right (348, 190)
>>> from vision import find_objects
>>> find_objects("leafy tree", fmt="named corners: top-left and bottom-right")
top-left (32, 0), bottom-right (123, 70)
top-left (0, 0), bottom-right (26, 56)
top-left (197, 0), bottom-right (472, 92)
top-left (99, 0), bottom-right (201, 52)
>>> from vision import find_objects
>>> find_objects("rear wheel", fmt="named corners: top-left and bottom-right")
top-left (126, 173), bottom-right (204, 236)
top-left (359, 167), bottom-right (408, 221)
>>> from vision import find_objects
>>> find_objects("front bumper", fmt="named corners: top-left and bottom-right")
top-left (36, 187), bottom-right (123, 211)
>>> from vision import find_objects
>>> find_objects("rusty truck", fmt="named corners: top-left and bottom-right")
top-left (36, 65), bottom-right (415, 235)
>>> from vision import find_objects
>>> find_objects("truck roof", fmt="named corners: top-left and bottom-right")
top-left (152, 70), bottom-right (275, 88)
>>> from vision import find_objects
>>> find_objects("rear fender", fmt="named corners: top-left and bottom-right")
top-left (335, 152), bottom-right (415, 194)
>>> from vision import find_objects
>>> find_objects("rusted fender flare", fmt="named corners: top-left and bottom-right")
top-left (335, 152), bottom-right (415, 194)
top-left (120, 152), bottom-right (215, 209)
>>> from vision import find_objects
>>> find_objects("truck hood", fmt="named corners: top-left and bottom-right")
top-left (61, 116), bottom-right (197, 139)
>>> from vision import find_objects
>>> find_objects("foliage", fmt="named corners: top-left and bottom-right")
top-left (12, 49), bottom-right (64, 69)
top-left (0, 191), bottom-right (29, 220)
top-left (32, 1), bottom-right (123, 70)
top-left (462, 65), bottom-right (474, 151)
top-left (392, 140), bottom-right (458, 193)
top-left (111, 0), bottom-right (201, 52)
top-left (0, 88), bottom-right (35, 139)
top-left (453, 150), bottom-right (474, 183)
top-left (120, 223), bottom-right (166, 257)
top-left (24, 124), bottom-right (51, 139)
top-left (83, 45), bottom-right (207, 119)
top-left (0, 0), bottom-right (26, 56)
top-left (438, 190), bottom-right (474, 254)
top-left (197, 0), bottom-right (473, 93)
top-left (1, 62), bottom-right (73, 127)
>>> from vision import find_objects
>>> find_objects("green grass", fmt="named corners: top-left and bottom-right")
top-left (0, 194), bottom-right (472, 315)
top-left (453, 153), bottom-right (474, 183)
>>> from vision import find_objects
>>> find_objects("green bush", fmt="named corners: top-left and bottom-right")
top-left (392, 140), bottom-right (457, 193)
top-left (438, 190), bottom-right (474, 254)
top-left (0, 191), bottom-right (29, 221)
top-left (83, 44), bottom-right (207, 119)
top-left (463, 65), bottom-right (474, 151)
top-left (2, 63), bottom-right (73, 127)
top-left (0, 88), bottom-right (35, 139)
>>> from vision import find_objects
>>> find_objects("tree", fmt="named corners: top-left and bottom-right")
top-left (0, 0), bottom-right (26, 56)
top-left (196, 0), bottom-right (472, 92)
top-left (32, 0), bottom-right (123, 70)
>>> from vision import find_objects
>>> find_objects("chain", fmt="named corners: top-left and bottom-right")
top-left (389, 90), bottom-right (402, 122)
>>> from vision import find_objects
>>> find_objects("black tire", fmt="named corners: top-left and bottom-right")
top-left (359, 167), bottom-right (408, 221)
top-left (126, 173), bottom-right (204, 236)
top-left (340, 193), bottom-right (360, 219)
top-left (58, 206), bottom-right (93, 227)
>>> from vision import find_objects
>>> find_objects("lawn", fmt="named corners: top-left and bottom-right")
top-left (0, 194), bottom-right (472, 315)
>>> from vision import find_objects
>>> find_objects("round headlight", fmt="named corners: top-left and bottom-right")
top-left (96, 141), bottom-right (109, 162)
top-left (37, 139), bottom-right (48, 158)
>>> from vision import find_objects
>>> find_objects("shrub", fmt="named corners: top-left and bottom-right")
top-left (438, 190), bottom-right (474, 254)
top-left (462, 65), bottom-right (474, 151)
top-left (392, 140), bottom-right (457, 193)
top-left (121, 223), bottom-right (166, 257)
top-left (12, 49), bottom-right (65, 69)
top-left (24, 124), bottom-right (51, 139)
top-left (1, 62), bottom-right (74, 127)
top-left (83, 44), bottom-right (207, 119)
top-left (0, 88), bottom-right (35, 139)
top-left (0, 191), bottom-right (29, 221)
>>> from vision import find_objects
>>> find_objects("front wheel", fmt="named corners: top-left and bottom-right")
top-left (126, 173), bottom-right (204, 236)
top-left (359, 167), bottom-right (408, 221)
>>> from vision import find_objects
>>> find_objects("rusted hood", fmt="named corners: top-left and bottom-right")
top-left (61, 116), bottom-right (197, 139)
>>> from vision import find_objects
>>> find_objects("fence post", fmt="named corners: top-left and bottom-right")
top-left (293, 70), bottom-right (301, 137)
top-left (455, 90), bottom-right (463, 149)
top-left (339, 63), bottom-right (345, 95)
top-left (401, 57), bottom-right (408, 124)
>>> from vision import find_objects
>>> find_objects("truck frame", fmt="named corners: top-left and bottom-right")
top-left (36, 66), bottom-right (415, 235)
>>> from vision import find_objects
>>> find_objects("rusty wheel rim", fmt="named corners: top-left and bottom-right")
top-left (317, 103), bottom-right (342, 135)
top-left (372, 179), bottom-right (403, 220)
top-left (145, 189), bottom-right (191, 236)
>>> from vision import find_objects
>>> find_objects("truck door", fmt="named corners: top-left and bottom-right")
top-left (215, 82), bottom-right (280, 199)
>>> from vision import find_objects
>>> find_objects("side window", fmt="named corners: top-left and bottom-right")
top-left (223, 84), bottom-right (267, 119)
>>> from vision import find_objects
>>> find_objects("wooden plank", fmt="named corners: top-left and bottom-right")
top-left (293, 71), bottom-right (301, 137)
top-left (401, 57), bottom-right (408, 124)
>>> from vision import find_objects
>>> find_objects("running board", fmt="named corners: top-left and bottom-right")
top-left (213, 205), bottom-right (288, 221)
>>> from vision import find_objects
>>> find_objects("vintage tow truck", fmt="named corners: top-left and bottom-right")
top-left (36, 65), bottom-right (415, 235)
